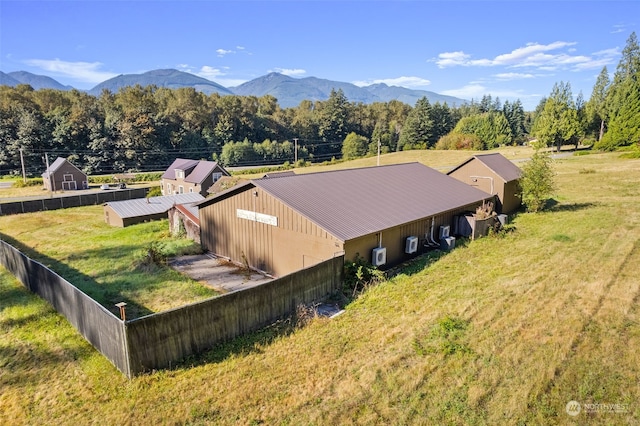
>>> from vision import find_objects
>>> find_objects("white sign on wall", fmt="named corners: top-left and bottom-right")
top-left (236, 209), bottom-right (278, 226)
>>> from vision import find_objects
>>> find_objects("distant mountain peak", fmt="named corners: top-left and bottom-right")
top-left (1, 68), bottom-right (468, 108)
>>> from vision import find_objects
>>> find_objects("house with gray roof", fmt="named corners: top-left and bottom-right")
top-left (447, 153), bottom-right (523, 214)
top-left (161, 158), bottom-right (229, 197)
top-left (196, 162), bottom-right (492, 277)
top-left (42, 157), bottom-right (88, 191)
top-left (104, 193), bottom-right (204, 227)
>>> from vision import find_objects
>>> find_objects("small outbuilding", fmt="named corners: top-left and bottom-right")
top-left (42, 157), bottom-right (88, 191)
top-left (447, 153), bottom-right (522, 214)
top-left (161, 158), bottom-right (229, 197)
top-left (168, 201), bottom-right (201, 243)
top-left (104, 193), bottom-right (204, 227)
top-left (196, 163), bottom-right (493, 277)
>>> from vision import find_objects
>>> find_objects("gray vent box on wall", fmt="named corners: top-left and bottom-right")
top-left (405, 236), bottom-right (419, 254)
top-left (439, 225), bottom-right (450, 239)
top-left (372, 247), bottom-right (387, 266)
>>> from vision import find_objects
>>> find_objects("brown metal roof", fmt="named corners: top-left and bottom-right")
top-left (448, 153), bottom-right (522, 182)
top-left (200, 162), bottom-right (490, 242)
top-left (161, 158), bottom-right (199, 179)
top-left (184, 161), bottom-right (227, 184)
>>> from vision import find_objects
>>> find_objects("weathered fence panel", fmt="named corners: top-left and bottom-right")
top-left (1, 236), bottom-right (343, 378)
top-left (0, 240), bottom-right (130, 377)
top-left (125, 256), bottom-right (343, 375)
top-left (0, 188), bottom-right (149, 216)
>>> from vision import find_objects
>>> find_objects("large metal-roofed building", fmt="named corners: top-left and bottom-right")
top-left (197, 162), bottom-right (492, 277)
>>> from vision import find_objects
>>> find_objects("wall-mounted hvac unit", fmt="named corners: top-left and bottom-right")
top-left (372, 247), bottom-right (387, 266)
top-left (439, 225), bottom-right (451, 239)
top-left (405, 236), bottom-right (419, 254)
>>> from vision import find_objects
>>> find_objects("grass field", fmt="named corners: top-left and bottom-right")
top-left (1, 150), bottom-right (639, 424)
top-left (0, 209), bottom-right (217, 318)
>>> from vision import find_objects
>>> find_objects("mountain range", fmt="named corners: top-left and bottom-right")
top-left (1, 69), bottom-right (467, 108)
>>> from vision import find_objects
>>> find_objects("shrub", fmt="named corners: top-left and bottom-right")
top-left (521, 151), bottom-right (556, 212)
top-left (343, 254), bottom-right (386, 298)
top-left (13, 178), bottom-right (43, 188)
top-left (435, 133), bottom-right (483, 150)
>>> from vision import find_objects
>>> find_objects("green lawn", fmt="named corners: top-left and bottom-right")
top-left (1, 151), bottom-right (639, 424)
top-left (0, 208), bottom-right (217, 318)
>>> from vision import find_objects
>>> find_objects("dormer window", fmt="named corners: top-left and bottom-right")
top-left (176, 169), bottom-right (185, 179)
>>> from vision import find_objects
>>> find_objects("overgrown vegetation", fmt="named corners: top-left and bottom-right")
top-left (343, 254), bottom-right (386, 298)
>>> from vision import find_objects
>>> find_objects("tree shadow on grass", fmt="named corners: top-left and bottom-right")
top-left (546, 199), bottom-right (599, 212)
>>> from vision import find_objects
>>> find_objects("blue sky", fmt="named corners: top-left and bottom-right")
top-left (1, 0), bottom-right (638, 110)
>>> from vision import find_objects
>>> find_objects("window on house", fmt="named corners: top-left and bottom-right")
top-left (176, 170), bottom-right (184, 179)
top-left (212, 172), bottom-right (222, 182)
top-left (189, 187), bottom-right (194, 193)
top-left (178, 185), bottom-right (184, 194)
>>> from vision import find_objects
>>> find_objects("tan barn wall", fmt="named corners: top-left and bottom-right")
top-left (501, 180), bottom-right (522, 214)
top-left (448, 160), bottom-right (519, 214)
top-left (103, 205), bottom-right (125, 227)
top-left (344, 202), bottom-right (483, 266)
top-left (200, 187), bottom-right (343, 277)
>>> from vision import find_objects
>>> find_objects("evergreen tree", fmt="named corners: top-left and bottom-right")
top-left (531, 81), bottom-right (580, 151)
top-left (597, 32), bottom-right (640, 149)
top-left (398, 97), bottom-right (433, 150)
top-left (586, 66), bottom-right (610, 142)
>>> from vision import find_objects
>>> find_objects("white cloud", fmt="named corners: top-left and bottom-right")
top-left (197, 66), bottom-right (226, 79)
top-left (352, 76), bottom-right (431, 88)
top-left (611, 24), bottom-right (626, 34)
top-left (435, 41), bottom-right (617, 72)
top-left (23, 58), bottom-right (117, 83)
top-left (216, 48), bottom-right (235, 57)
top-left (435, 51), bottom-right (472, 68)
top-left (493, 73), bottom-right (536, 81)
top-left (272, 68), bottom-right (306, 76)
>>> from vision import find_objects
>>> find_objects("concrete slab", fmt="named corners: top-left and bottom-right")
top-left (168, 253), bottom-right (273, 294)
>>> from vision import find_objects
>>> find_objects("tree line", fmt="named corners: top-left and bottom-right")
top-left (1, 32), bottom-right (637, 177)
top-left (0, 82), bottom-right (528, 176)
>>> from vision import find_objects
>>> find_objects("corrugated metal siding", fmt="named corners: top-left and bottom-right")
top-left (105, 193), bottom-right (203, 220)
top-left (200, 187), bottom-right (341, 276)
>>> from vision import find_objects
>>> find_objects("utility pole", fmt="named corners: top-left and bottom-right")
top-left (19, 148), bottom-right (26, 183)
top-left (377, 138), bottom-right (381, 166)
top-left (45, 153), bottom-right (55, 194)
top-left (293, 138), bottom-right (298, 164)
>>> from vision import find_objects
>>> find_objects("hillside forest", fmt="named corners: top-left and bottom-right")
top-left (1, 32), bottom-right (638, 177)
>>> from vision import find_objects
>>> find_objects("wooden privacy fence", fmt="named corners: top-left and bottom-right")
top-left (0, 187), bottom-right (149, 216)
top-left (0, 239), bottom-right (130, 374)
top-left (0, 238), bottom-right (343, 378)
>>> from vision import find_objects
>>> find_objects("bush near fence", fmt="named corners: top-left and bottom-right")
top-left (0, 238), bottom-right (343, 378)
